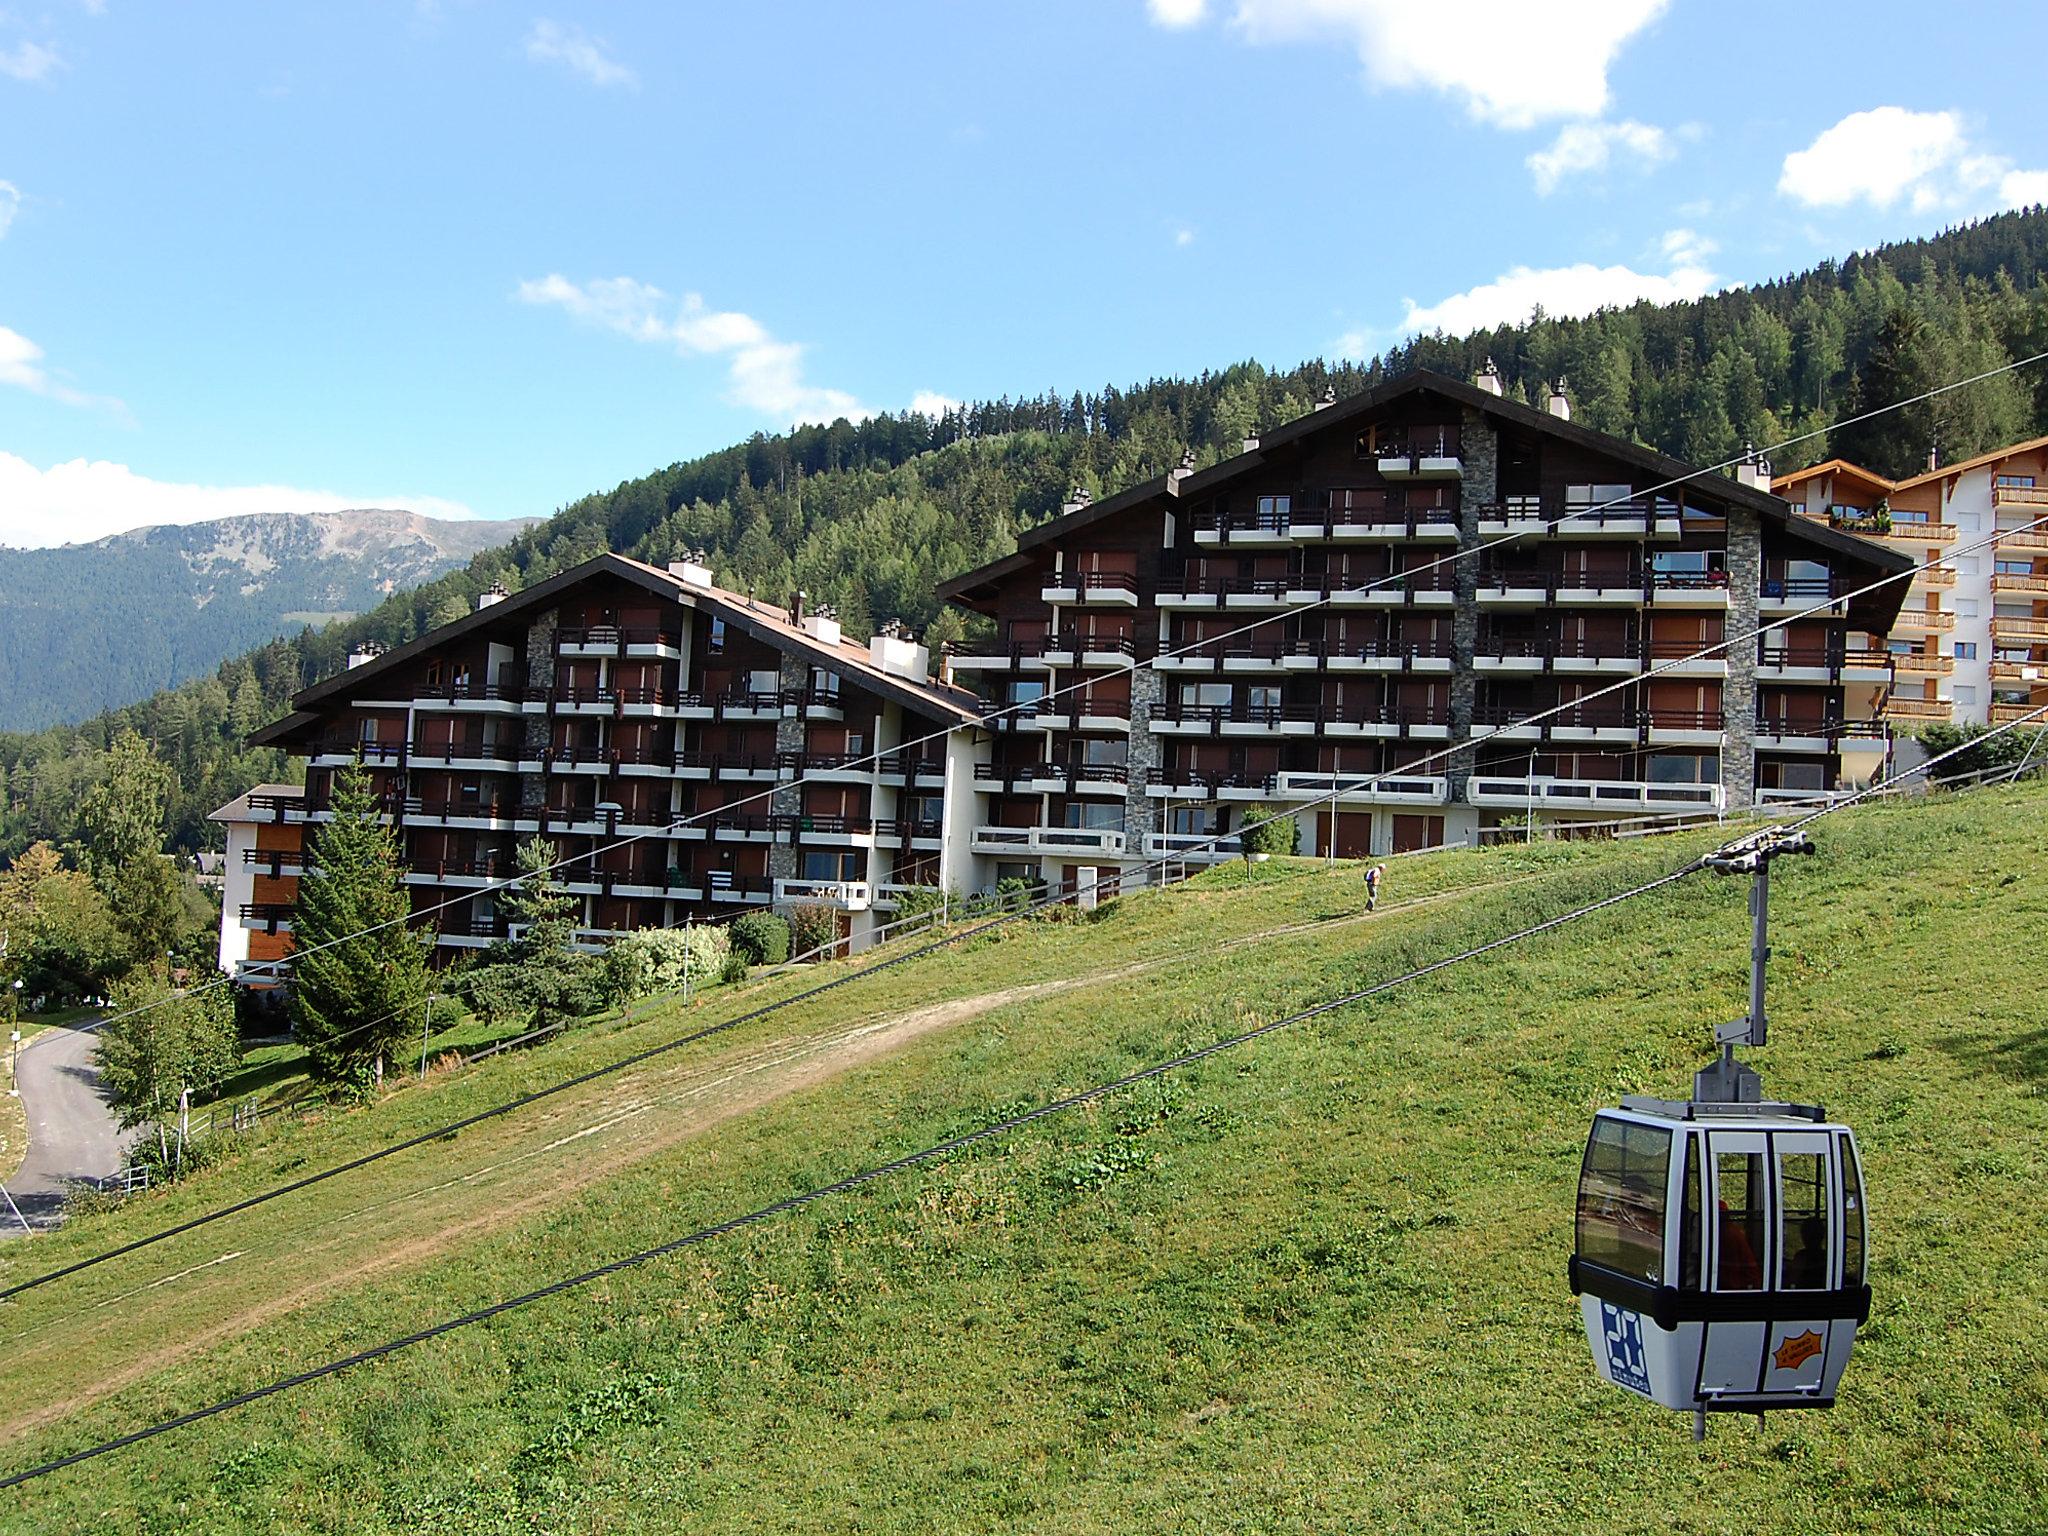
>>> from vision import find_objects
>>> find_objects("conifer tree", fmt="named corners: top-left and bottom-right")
top-left (289, 760), bottom-right (429, 1086)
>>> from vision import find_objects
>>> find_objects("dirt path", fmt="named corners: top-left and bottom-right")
top-left (2, 876), bottom-right (1520, 1437)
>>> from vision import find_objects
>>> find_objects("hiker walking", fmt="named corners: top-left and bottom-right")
top-left (1364, 863), bottom-right (1384, 912)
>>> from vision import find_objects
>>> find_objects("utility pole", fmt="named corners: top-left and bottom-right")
top-left (682, 915), bottom-right (692, 1006)
top-left (1694, 826), bottom-right (1815, 1104)
top-left (176, 1086), bottom-right (190, 1179)
top-left (418, 992), bottom-right (437, 1079)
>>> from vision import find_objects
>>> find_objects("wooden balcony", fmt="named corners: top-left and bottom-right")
top-left (1992, 614), bottom-right (2048, 643)
top-left (1992, 701), bottom-right (2047, 725)
top-left (1991, 485), bottom-right (2048, 510)
top-left (1892, 608), bottom-right (1957, 632)
top-left (1893, 651), bottom-right (1955, 676)
top-left (1917, 566), bottom-right (1958, 588)
top-left (1994, 524), bottom-right (2048, 552)
top-left (1991, 660), bottom-right (2045, 684)
top-left (1991, 571), bottom-right (2048, 596)
top-left (1885, 696), bottom-right (1954, 722)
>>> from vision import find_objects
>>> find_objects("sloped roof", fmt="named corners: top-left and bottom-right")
top-left (207, 782), bottom-right (304, 822)
top-left (1769, 458), bottom-right (1897, 496)
top-left (251, 552), bottom-right (982, 748)
top-left (938, 368), bottom-right (1909, 605)
top-left (1893, 432), bottom-right (2048, 490)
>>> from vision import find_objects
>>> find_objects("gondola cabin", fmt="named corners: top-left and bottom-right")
top-left (1569, 1100), bottom-right (1871, 1418)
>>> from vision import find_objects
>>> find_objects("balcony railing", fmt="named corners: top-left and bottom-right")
top-left (1885, 696), bottom-right (1954, 721)
top-left (1992, 571), bottom-right (2048, 596)
top-left (1993, 614), bottom-right (2048, 642)
top-left (1895, 609), bottom-right (1959, 631)
top-left (1992, 485), bottom-right (2048, 508)
top-left (238, 902), bottom-right (295, 928)
top-left (1992, 701), bottom-right (2048, 724)
top-left (1754, 714), bottom-right (1888, 741)
top-left (1994, 524), bottom-right (2048, 551)
top-left (1890, 651), bottom-right (1955, 676)
top-left (414, 680), bottom-right (525, 705)
top-left (1290, 637), bottom-right (1455, 664)
top-left (410, 739), bottom-right (521, 763)
top-left (1757, 645), bottom-right (1894, 673)
top-left (555, 625), bottom-right (682, 651)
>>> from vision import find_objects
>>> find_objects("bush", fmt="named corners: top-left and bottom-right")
top-left (719, 952), bottom-right (751, 985)
top-left (786, 903), bottom-right (840, 961)
top-left (889, 885), bottom-right (947, 924)
top-left (729, 911), bottom-right (791, 966)
top-left (603, 925), bottom-right (732, 1000)
top-left (1238, 803), bottom-right (1299, 858)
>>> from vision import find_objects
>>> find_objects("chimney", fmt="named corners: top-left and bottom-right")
top-left (1167, 446), bottom-right (1197, 495)
top-left (1061, 485), bottom-right (1093, 517)
top-left (1476, 358), bottom-right (1503, 397)
top-left (868, 618), bottom-right (932, 681)
top-left (1315, 385), bottom-right (1338, 411)
top-left (1734, 443), bottom-right (1774, 493)
top-left (1927, 444), bottom-right (1939, 473)
top-left (802, 601), bottom-right (841, 648)
top-left (346, 640), bottom-right (385, 670)
top-left (937, 641), bottom-right (956, 688)
top-left (1241, 430), bottom-right (1261, 453)
top-left (667, 549), bottom-right (714, 589)
top-left (1546, 377), bottom-right (1571, 421)
top-left (475, 582), bottom-right (508, 611)
top-left (792, 589), bottom-right (806, 625)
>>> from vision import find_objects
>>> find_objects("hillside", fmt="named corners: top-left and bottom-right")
top-left (0, 510), bottom-right (535, 732)
top-left (0, 785), bottom-right (2040, 1531)
top-left (5, 206), bottom-right (2048, 858)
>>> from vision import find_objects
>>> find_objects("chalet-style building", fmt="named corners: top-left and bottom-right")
top-left (1772, 434), bottom-right (2048, 730)
top-left (210, 782), bottom-right (307, 985)
top-left (221, 552), bottom-right (994, 969)
top-left (935, 368), bottom-right (1913, 874)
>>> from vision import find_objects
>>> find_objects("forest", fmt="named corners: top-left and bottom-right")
top-left (3, 206), bottom-right (2046, 860)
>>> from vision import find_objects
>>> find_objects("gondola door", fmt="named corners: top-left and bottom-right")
top-left (1761, 1130), bottom-right (1839, 1403)
top-left (1698, 1130), bottom-right (1771, 1400)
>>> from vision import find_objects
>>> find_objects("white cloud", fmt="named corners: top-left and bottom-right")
top-left (1779, 106), bottom-right (2048, 215)
top-left (1352, 232), bottom-right (1718, 345)
top-left (518, 274), bottom-right (873, 425)
top-left (909, 390), bottom-right (962, 419)
top-left (1526, 118), bottom-right (1671, 194)
top-left (0, 324), bottom-right (127, 415)
top-left (0, 452), bottom-right (484, 548)
top-left (0, 38), bottom-right (61, 82)
top-left (1174, 225), bottom-right (1196, 247)
top-left (1155, 0), bottom-right (1666, 129)
top-left (0, 180), bottom-right (18, 239)
top-left (524, 19), bottom-right (636, 89)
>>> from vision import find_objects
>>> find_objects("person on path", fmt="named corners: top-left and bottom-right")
top-left (1364, 863), bottom-right (1385, 912)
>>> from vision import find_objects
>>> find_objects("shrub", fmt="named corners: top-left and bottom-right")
top-left (603, 925), bottom-right (732, 999)
top-left (729, 911), bottom-right (791, 966)
top-left (1238, 803), bottom-right (1299, 858)
top-left (889, 885), bottom-right (947, 925)
top-left (719, 952), bottom-right (751, 986)
top-left (786, 902), bottom-right (840, 961)
top-left (996, 876), bottom-right (1036, 913)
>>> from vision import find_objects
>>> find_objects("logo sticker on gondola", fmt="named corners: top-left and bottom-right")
top-left (1600, 1302), bottom-right (1652, 1397)
top-left (1773, 1329), bottom-right (1823, 1372)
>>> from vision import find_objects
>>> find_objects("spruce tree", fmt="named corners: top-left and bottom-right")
top-left (290, 760), bottom-right (430, 1086)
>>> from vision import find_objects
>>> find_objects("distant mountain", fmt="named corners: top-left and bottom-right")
top-left (0, 510), bottom-right (536, 730)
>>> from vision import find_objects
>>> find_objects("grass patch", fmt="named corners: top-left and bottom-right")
top-left (0, 790), bottom-right (2041, 1532)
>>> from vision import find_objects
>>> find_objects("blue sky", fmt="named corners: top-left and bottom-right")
top-left (3, 0), bottom-right (2045, 546)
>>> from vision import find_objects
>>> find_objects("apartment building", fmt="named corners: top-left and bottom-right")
top-left (210, 782), bottom-right (307, 984)
top-left (222, 552), bottom-right (996, 968)
top-left (1773, 435), bottom-right (2048, 729)
top-left (935, 368), bottom-right (1913, 882)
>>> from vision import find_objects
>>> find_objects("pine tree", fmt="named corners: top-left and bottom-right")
top-left (289, 760), bottom-right (430, 1086)
top-left (78, 729), bottom-right (183, 969)
top-left (494, 834), bottom-right (599, 1030)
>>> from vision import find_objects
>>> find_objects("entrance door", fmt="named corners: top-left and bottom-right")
top-left (1762, 1131), bottom-right (1837, 1400)
top-left (1698, 1131), bottom-right (1770, 1397)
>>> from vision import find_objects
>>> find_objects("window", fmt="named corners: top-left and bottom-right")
top-left (1779, 1150), bottom-right (1830, 1291)
top-left (1785, 559), bottom-right (1829, 585)
top-left (1007, 678), bottom-right (1046, 707)
top-left (801, 850), bottom-right (858, 882)
top-left (1955, 642), bottom-right (1979, 660)
top-left (1954, 685), bottom-right (1977, 705)
top-left (1168, 805), bottom-right (1223, 837)
top-left (1255, 494), bottom-right (1291, 521)
top-left (845, 733), bottom-right (865, 756)
top-left (1576, 1119), bottom-right (1670, 1285)
top-left (1957, 598), bottom-right (1980, 618)
top-left (1566, 483), bottom-right (1633, 507)
top-left (708, 617), bottom-right (727, 654)
top-left (1996, 560), bottom-right (2034, 576)
top-left (1997, 474), bottom-right (2037, 489)
top-left (1180, 681), bottom-right (1231, 707)
top-left (1715, 1151), bottom-right (1766, 1291)
top-left (810, 667), bottom-right (840, 697)
top-left (1840, 1137), bottom-right (1866, 1286)
top-left (1647, 752), bottom-right (1718, 783)
top-left (1957, 557), bottom-right (1981, 575)
top-left (1776, 762), bottom-right (1824, 792)
top-left (748, 668), bottom-right (779, 695)
top-left (1678, 1136), bottom-right (1704, 1290)
top-left (1247, 684), bottom-right (1283, 711)
top-left (1061, 802), bottom-right (1124, 832)
top-left (1081, 738), bottom-right (1127, 767)
top-left (1891, 507), bottom-right (1930, 524)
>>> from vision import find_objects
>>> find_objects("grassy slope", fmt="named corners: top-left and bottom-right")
top-left (0, 790), bottom-right (2043, 1533)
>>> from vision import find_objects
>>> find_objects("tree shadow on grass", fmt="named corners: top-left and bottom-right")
top-left (1932, 1027), bottom-right (2048, 1085)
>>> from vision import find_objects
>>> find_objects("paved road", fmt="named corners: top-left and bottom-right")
top-left (3, 1019), bottom-right (137, 1231)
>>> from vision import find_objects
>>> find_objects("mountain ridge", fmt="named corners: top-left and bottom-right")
top-left (0, 508), bottom-right (537, 731)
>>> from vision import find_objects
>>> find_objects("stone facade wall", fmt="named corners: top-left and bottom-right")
top-left (1722, 506), bottom-right (1762, 810)
top-left (1449, 407), bottom-right (1497, 803)
top-left (768, 654), bottom-right (810, 882)
top-left (1122, 665), bottom-right (1163, 851)
top-left (520, 610), bottom-right (557, 811)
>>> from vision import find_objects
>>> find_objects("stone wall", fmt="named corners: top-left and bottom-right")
top-left (1449, 408), bottom-right (1497, 803)
top-left (520, 609), bottom-right (558, 811)
top-left (1722, 505), bottom-right (1762, 810)
top-left (768, 654), bottom-right (810, 882)
top-left (1121, 665), bottom-right (1163, 850)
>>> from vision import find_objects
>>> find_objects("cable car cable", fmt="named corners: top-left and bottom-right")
top-left (83, 350), bottom-right (2048, 1043)
top-left (3, 704), bottom-right (2032, 1477)
top-left (7, 525), bottom-right (2033, 1307)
